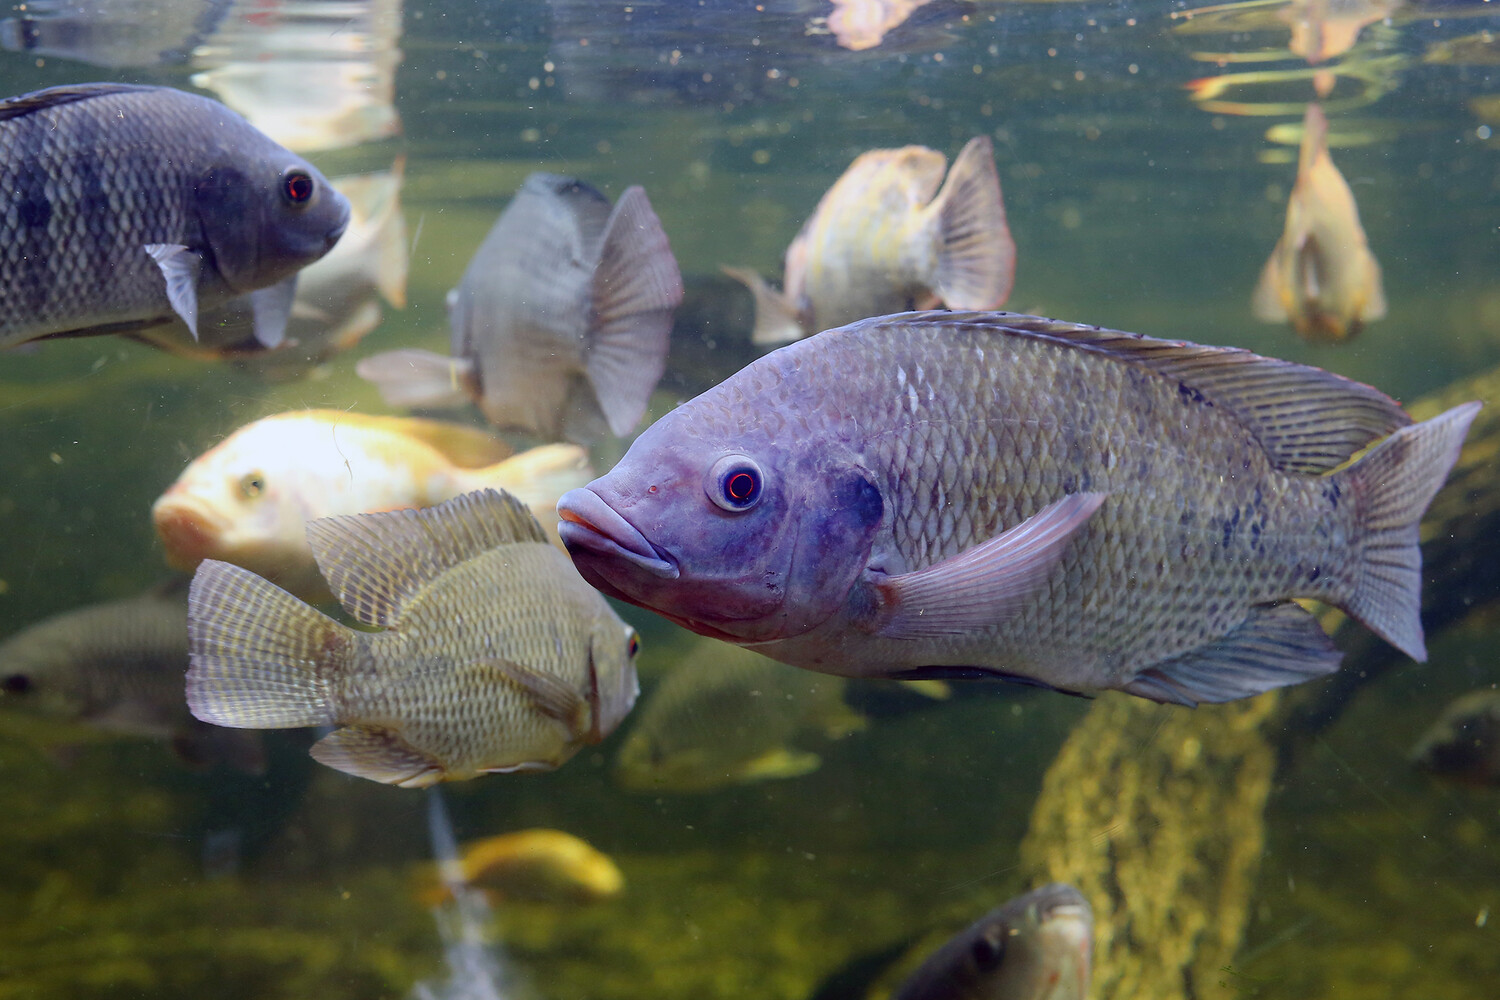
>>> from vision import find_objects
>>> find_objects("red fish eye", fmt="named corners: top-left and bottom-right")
top-left (628, 634), bottom-right (640, 657)
top-left (726, 472), bottom-right (755, 501)
top-left (282, 169), bottom-right (314, 204)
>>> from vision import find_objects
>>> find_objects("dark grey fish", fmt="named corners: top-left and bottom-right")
top-left (0, 82), bottom-right (349, 352)
top-left (358, 172), bottom-right (682, 444)
top-left (1411, 689), bottom-right (1500, 787)
top-left (0, 583), bottom-right (263, 772)
top-left (891, 884), bottom-right (1092, 1000)
top-left (0, 0), bottom-right (236, 68)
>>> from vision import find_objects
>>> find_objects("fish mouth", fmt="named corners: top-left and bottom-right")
top-left (557, 488), bottom-right (678, 580)
top-left (152, 495), bottom-right (230, 570)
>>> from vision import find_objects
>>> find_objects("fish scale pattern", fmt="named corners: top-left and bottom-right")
top-left (775, 316), bottom-right (1360, 690)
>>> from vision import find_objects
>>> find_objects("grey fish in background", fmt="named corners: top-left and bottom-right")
top-left (186, 489), bottom-right (640, 787)
top-left (141, 163), bottom-right (409, 368)
top-left (0, 583), bottom-right (263, 773)
top-left (615, 637), bottom-right (866, 793)
top-left (358, 173), bottom-right (683, 444)
top-left (0, 83), bottom-right (350, 352)
top-left (0, 0), bottom-right (236, 67)
top-left (1410, 689), bottom-right (1500, 787)
top-left (560, 311), bottom-right (1480, 707)
top-left (891, 884), bottom-right (1092, 1000)
top-left (723, 137), bottom-right (1013, 345)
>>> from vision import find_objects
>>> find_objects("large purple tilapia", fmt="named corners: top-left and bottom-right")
top-left (558, 311), bottom-right (1479, 706)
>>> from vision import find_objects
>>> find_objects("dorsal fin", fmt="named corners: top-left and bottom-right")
top-left (288, 410), bottom-right (512, 468)
top-left (306, 489), bottom-right (549, 628)
top-left (878, 311), bottom-right (1412, 475)
top-left (0, 83), bottom-right (160, 122)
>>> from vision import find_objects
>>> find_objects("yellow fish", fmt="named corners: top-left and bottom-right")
top-left (724, 136), bottom-right (1014, 345)
top-left (825, 0), bottom-right (936, 51)
top-left (153, 410), bottom-right (590, 602)
top-left (185, 489), bottom-right (641, 788)
top-left (1252, 103), bottom-right (1386, 341)
top-left (416, 829), bottom-right (624, 907)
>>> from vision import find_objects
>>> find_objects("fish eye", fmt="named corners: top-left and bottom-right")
top-left (706, 455), bottom-right (763, 512)
top-left (1, 674), bottom-right (32, 695)
top-left (281, 168), bottom-right (315, 205)
top-left (970, 930), bottom-right (1005, 969)
top-left (238, 471), bottom-right (266, 499)
top-left (628, 632), bottom-right (641, 658)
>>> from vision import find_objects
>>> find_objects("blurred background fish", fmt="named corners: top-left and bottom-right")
top-left (615, 638), bottom-right (866, 794)
top-left (186, 489), bottom-right (641, 787)
top-left (153, 410), bottom-right (591, 603)
top-left (0, 82), bottom-right (349, 352)
top-left (722, 136), bottom-right (1013, 345)
top-left (0, 0), bottom-right (236, 67)
top-left (358, 173), bottom-right (683, 444)
top-left (890, 883), bottom-right (1092, 1000)
top-left (1253, 102), bottom-right (1386, 341)
top-left (143, 163), bottom-right (409, 371)
top-left (1410, 688), bottom-right (1500, 788)
top-left (0, 582), bottom-right (263, 773)
top-left (414, 828), bottom-right (624, 907)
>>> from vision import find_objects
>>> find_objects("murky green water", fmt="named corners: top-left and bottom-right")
top-left (0, 1), bottom-right (1497, 998)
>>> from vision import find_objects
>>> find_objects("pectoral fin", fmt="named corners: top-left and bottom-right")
top-left (490, 658), bottom-right (590, 739)
top-left (247, 276), bottom-right (297, 349)
top-left (144, 243), bottom-right (202, 339)
top-left (739, 747), bottom-right (822, 781)
top-left (721, 266), bottom-right (806, 345)
top-left (864, 492), bottom-right (1106, 640)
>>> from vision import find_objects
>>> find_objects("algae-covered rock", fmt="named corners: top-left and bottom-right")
top-left (1019, 693), bottom-right (1278, 1000)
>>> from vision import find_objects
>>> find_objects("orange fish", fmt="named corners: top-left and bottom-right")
top-left (153, 410), bottom-right (590, 602)
top-left (415, 828), bottom-right (624, 906)
top-left (826, 0), bottom-right (935, 51)
top-left (1281, 0), bottom-right (1399, 65)
top-left (724, 137), bottom-right (1013, 345)
top-left (1252, 103), bottom-right (1386, 341)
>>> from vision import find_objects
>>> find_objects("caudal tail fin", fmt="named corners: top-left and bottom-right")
top-left (186, 560), bottom-right (357, 729)
top-left (1340, 401), bottom-right (1481, 662)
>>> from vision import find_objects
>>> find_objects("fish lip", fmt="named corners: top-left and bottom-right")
top-left (557, 488), bottom-right (678, 580)
top-left (152, 494), bottom-right (231, 569)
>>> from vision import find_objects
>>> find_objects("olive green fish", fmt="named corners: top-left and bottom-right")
top-left (560, 311), bottom-right (1480, 706)
top-left (1410, 689), bottom-right (1500, 787)
top-left (186, 489), bottom-right (640, 787)
top-left (615, 637), bottom-right (865, 793)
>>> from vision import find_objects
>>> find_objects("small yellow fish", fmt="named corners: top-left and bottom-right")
top-left (153, 410), bottom-right (591, 602)
top-left (186, 489), bottom-right (641, 788)
top-left (826, 0), bottom-right (935, 51)
top-left (1252, 102), bottom-right (1386, 341)
top-left (724, 136), bottom-right (1014, 345)
top-left (417, 829), bottom-right (624, 906)
top-left (615, 638), bottom-right (865, 793)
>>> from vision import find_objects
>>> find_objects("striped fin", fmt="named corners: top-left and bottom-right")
top-left (306, 488), bottom-right (548, 628)
top-left (185, 560), bottom-right (354, 728)
top-left (0, 82), bottom-right (159, 121)
top-left (311, 725), bottom-right (446, 787)
top-left (860, 311), bottom-right (1413, 475)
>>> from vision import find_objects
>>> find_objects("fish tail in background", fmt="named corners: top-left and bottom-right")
top-left (720, 265), bottom-right (805, 345)
top-left (355, 348), bottom-right (477, 409)
top-left (461, 444), bottom-right (593, 522)
top-left (585, 185), bottom-right (683, 437)
top-left (186, 560), bottom-right (357, 728)
top-left (376, 157), bottom-right (409, 308)
top-left (1338, 401), bottom-right (1483, 661)
top-left (929, 135), bottom-right (1015, 309)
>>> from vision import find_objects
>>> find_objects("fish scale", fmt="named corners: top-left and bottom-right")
top-left (561, 311), bottom-right (1479, 705)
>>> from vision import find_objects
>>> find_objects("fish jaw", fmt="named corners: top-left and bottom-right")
top-left (558, 488), bottom-right (678, 579)
top-left (152, 494), bottom-right (232, 571)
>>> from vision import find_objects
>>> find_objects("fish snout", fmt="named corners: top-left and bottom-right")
top-left (557, 488), bottom-right (678, 580)
top-left (152, 497), bottom-right (228, 571)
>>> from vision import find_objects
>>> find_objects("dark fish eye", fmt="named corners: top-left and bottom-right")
top-left (628, 633), bottom-right (641, 658)
top-left (282, 168), bottom-right (315, 205)
top-left (970, 929), bottom-right (1006, 970)
top-left (706, 455), bottom-right (763, 512)
top-left (238, 471), bottom-right (266, 499)
top-left (2, 674), bottom-right (32, 695)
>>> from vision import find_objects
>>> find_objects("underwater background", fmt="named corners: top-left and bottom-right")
top-left (0, 1), bottom-right (1497, 997)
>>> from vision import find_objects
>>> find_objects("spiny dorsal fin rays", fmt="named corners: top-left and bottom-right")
top-left (306, 488), bottom-right (549, 628)
top-left (845, 311), bottom-right (1412, 476)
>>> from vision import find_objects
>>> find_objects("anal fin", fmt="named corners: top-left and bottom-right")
top-left (1121, 601), bottom-right (1343, 707)
top-left (312, 724), bottom-right (445, 787)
